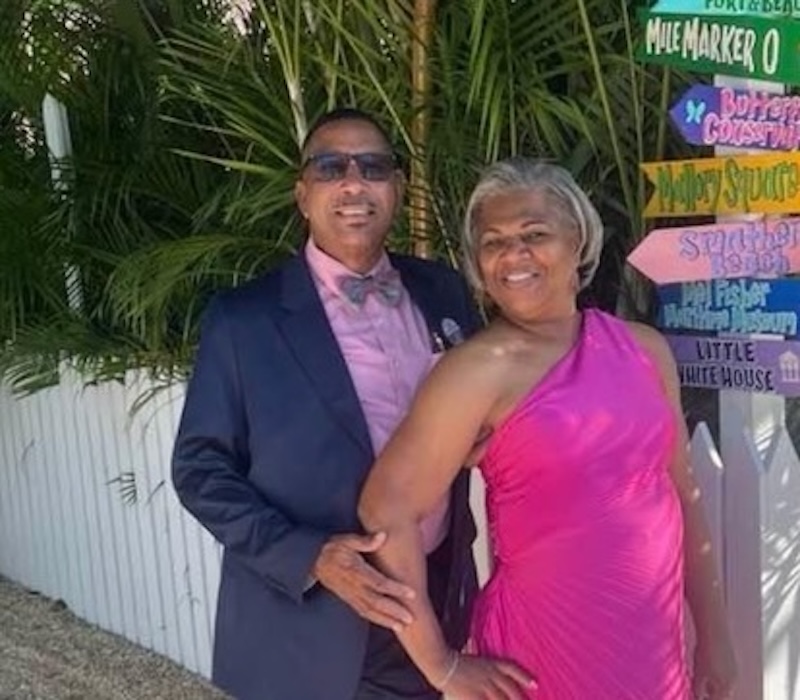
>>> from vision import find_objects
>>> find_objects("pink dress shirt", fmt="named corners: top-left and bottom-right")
top-left (305, 238), bottom-right (449, 552)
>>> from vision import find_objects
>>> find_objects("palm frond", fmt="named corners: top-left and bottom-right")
top-left (0, 0), bottom-right (686, 392)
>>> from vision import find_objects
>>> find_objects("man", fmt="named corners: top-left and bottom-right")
top-left (172, 108), bottom-right (480, 700)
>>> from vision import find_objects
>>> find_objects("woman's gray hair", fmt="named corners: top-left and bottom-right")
top-left (461, 158), bottom-right (604, 292)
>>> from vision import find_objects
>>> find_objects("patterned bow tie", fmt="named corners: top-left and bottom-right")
top-left (337, 269), bottom-right (403, 306)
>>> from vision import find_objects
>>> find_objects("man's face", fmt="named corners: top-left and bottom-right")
top-left (295, 119), bottom-right (403, 271)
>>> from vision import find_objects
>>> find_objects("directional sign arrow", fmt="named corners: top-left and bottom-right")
top-left (657, 278), bottom-right (800, 338)
top-left (627, 217), bottom-right (800, 283)
top-left (640, 152), bottom-right (800, 218)
top-left (638, 11), bottom-right (800, 86)
top-left (667, 333), bottom-right (800, 396)
top-left (669, 84), bottom-right (800, 150)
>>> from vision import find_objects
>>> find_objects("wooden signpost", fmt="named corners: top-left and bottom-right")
top-left (627, 216), bottom-right (800, 282)
top-left (640, 152), bottom-right (800, 217)
top-left (638, 11), bottom-right (800, 85)
top-left (666, 333), bottom-right (800, 395)
top-left (635, 3), bottom-right (800, 392)
top-left (657, 277), bottom-right (800, 337)
top-left (640, 9), bottom-right (800, 700)
top-left (669, 84), bottom-right (800, 149)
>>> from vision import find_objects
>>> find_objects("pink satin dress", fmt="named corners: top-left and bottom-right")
top-left (471, 309), bottom-right (690, 699)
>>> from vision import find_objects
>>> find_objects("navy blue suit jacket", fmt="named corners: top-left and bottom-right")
top-left (172, 252), bottom-right (480, 700)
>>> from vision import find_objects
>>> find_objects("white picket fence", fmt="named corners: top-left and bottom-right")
top-left (0, 370), bottom-right (798, 698)
top-left (0, 371), bottom-right (218, 676)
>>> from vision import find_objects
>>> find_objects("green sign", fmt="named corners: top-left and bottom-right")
top-left (638, 11), bottom-right (800, 85)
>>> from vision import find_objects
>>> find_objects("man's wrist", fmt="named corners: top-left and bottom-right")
top-left (309, 536), bottom-right (333, 583)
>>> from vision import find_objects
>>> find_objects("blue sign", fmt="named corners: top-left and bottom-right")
top-left (657, 278), bottom-right (800, 337)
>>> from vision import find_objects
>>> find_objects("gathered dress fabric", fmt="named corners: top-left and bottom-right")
top-left (471, 309), bottom-right (691, 700)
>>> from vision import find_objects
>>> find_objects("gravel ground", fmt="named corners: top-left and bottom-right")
top-left (0, 576), bottom-right (228, 700)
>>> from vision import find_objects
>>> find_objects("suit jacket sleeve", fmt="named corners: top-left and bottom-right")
top-left (172, 296), bottom-right (328, 604)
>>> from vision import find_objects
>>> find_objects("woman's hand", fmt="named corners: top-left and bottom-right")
top-left (692, 637), bottom-right (737, 700)
top-left (438, 652), bottom-right (535, 699)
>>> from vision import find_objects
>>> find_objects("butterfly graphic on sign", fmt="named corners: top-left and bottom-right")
top-left (684, 98), bottom-right (706, 125)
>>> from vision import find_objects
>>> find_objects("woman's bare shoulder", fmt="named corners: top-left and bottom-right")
top-left (426, 324), bottom-right (517, 390)
top-left (625, 320), bottom-right (667, 351)
top-left (623, 320), bottom-right (677, 377)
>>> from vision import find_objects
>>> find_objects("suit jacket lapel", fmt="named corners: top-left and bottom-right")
top-left (393, 255), bottom-right (446, 346)
top-left (275, 256), bottom-right (373, 458)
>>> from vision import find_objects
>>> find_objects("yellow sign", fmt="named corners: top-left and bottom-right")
top-left (641, 152), bottom-right (800, 218)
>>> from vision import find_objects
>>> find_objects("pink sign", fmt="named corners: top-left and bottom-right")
top-left (627, 217), bottom-right (800, 284)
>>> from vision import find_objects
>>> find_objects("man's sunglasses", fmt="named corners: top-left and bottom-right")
top-left (301, 152), bottom-right (399, 182)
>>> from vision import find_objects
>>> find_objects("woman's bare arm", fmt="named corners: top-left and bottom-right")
top-left (358, 345), bottom-right (532, 697)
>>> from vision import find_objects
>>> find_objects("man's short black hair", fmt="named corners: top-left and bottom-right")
top-left (300, 107), bottom-right (395, 159)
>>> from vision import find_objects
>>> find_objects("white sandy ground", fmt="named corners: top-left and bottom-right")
top-left (0, 576), bottom-right (228, 700)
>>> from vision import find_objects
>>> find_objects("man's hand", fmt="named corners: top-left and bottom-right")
top-left (312, 531), bottom-right (416, 631)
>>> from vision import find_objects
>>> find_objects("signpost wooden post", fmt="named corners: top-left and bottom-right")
top-left (635, 5), bottom-right (800, 692)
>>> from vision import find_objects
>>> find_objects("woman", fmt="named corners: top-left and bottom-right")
top-left (358, 158), bottom-right (736, 699)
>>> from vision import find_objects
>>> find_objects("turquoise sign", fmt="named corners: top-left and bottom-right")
top-left (653, 0), bottom-right (800, 14)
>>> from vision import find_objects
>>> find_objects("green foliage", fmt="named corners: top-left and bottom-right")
top-left (0, 0), bottom-right (686, 393)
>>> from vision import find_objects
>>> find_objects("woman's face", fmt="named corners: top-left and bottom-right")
top-left (475, 187), bottom-right (581, 323)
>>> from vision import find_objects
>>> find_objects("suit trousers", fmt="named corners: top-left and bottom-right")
top-left (353, 541), bottom-right (451, 700)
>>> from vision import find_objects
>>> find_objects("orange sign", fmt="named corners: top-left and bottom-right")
top-left (641, 152), bottom-right (800, 218)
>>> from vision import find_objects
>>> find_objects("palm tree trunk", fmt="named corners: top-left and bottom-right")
top-left (410, 0), bottom-right (436, 258)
